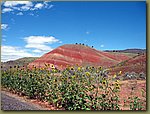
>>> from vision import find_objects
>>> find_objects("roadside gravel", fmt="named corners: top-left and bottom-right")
top-left (1, 91), bottom-right (48, 110)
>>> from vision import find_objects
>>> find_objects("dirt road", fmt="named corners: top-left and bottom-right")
top-left (1, 91), bottom-right (48, 110)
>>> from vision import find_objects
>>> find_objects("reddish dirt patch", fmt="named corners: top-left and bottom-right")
top-left (119, 80), bottom-right (146, 110)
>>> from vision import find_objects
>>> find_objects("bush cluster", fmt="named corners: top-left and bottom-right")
top-left (1, 65), bottom-right (145, 110)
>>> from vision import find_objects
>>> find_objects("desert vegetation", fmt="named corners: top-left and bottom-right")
top-left (1, 64), bottom-right (146, 110)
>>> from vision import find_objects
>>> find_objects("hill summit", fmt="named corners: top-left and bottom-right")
top-left (28, 44), bottom-right (130, 69)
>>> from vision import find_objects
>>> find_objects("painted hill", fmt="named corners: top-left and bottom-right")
top-left (28, 44), bottom-right (131, 69)
top-left (110, 53), bottom-right (146, 74)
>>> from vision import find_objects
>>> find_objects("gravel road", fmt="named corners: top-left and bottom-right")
top-left (1, 92), bottom-right (47, 110)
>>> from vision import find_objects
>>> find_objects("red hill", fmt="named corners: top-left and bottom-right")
top-left (28, 44), bottom-right (131, 69)
top-left (111, 53), bottom-right (146, 74)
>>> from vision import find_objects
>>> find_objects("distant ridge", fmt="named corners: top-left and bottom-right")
top-left (1, 57), bottom-right (38, 70)
top-left (104, 48), bottom-right (146, 54)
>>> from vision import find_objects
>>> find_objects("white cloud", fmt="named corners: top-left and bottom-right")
top-left (48, 4), bottom-right (54, 9)
top-left (1, 24), bottom-right (8, 30)
top-left (26, 44), bottom-right (53, 51)
top-left (31, 3), bottom-right (53, 10)
top-left (1, 35), bottom-right (61, 62)
top-left (16, 12), bottom-right (23, 15)
top-left (3, 1), bottom-right (32, 7)
top-left (2, 1), bottom-right (54, 14)
top-left (1, 45), bottom-right (37, 62)
top-left (2, 1), bottom-right (33, 12)
top-left (34, 3), bottom-right (44, 9)
top-left (20, 2), bottom-right (33, 11)
top-left (2, 8), bottom-right (13, 13)
top-left (24, 36), bottom-right (59, 44)
top-left (20, 5), bottom-right (30, 11)
top-left (24, 36), bottom-right (60, 51)
top-left (32, 49), bottom-right (42, 53)
top-left (59, 41), bottom-right (63, 43)
top-left (100, 44), bottom-right (104, 48)
top-left (43, 1), bottom-right (53, 8)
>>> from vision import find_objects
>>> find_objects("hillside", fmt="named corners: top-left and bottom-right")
top-left (28, 44), bottom-right (131, 69)
top-left (1, 57), bottom-right (38, 70)
top-left (110, 53), bottom-right (146, 74)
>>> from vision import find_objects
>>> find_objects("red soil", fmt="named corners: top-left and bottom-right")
top-left (28, 44), bottom-right (131, 69)
top-left (111, 54), bottom-right (146, 74)
top-left (119, 80), bottom-right (146, 110)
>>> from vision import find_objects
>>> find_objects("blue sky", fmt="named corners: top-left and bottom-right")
top-left (1, 1), bottom-right (146, 62)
